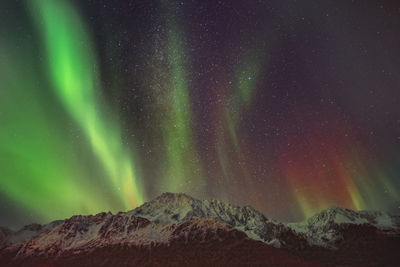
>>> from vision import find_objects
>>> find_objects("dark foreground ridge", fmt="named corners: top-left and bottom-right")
top-left (1, 192), bottom-right (399, 266)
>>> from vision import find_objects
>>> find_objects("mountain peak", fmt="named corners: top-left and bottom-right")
top-left (151, 192), bottom-right (196, 206)
top-left (159, 192), bottom-right (194, 199)
top-left (307, 206), bottom-right (355, 224)
top-left (305, 206), bottom-right (397, 230)
top-left (129, 192), bottom-right (198, 225)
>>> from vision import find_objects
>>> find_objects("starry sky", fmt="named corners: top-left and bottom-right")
top-left (1, 0), bottom-right (400, 228)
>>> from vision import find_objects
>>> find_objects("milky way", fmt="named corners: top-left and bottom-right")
top-left (1, 0), bottom-right (399, 228)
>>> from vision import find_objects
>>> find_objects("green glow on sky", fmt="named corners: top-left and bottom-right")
top-left (0, 0), bottom-right (144, 222)
top-left (1, 1), bottom-right (398, 227)
top-left (0, 24), bottom-right (112, 220)
top-left (160, 19), bottom-right (203, 192)
top-left (30, 0), bottom-right (144, 208)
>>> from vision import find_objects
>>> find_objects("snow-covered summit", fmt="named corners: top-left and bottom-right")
top-left (129, 192), bottom-right (287, 245)
top-left (290, 206), bottom-right (399, 231)
top-left (131, 192), bottom-right (270, 225)
top-left (288, 206), bottom-right (400, 248)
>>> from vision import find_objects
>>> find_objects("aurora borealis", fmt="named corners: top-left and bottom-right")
top-left (1, 0), bottom-right (399, 228)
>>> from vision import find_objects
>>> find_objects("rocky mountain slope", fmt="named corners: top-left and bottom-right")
top-left (1, 192), bottom-right (399, 266)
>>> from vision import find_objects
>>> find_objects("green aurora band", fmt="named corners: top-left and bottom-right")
top-left (0, 0), bottom-right (143, 223)
top-left (144, 11), bottom-right (203, 194)
top-left (161, 21), bottom-right (203, 192)
top-left (30, 0), bottom-right (144, 208)
top-left (0, 45), bottom-right (107, 220)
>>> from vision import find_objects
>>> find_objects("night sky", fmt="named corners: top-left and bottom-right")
top-left (1, 0), bottom-right (400, 229)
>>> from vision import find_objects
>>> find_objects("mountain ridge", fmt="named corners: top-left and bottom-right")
top-left (1, 192), bottom-right (399, 266)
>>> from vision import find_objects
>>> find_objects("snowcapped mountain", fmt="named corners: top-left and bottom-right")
top-left (1, 192), bottom-right (399, 266)
top-left (130, 192), bottom-right (301, 248)
top-left (288, 206), bottom-right (400, 248)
